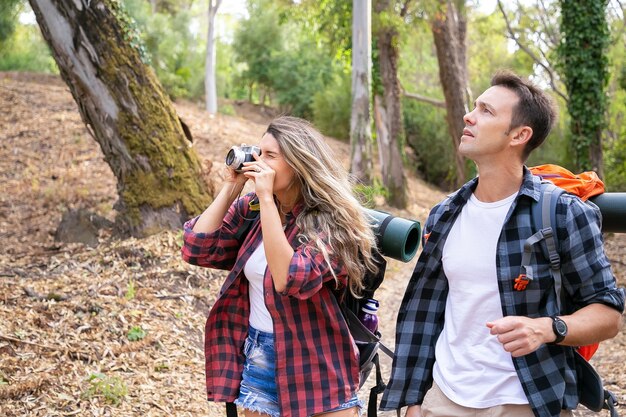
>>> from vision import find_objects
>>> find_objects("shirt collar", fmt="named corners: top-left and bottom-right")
top-left (521, 166), bottom-right (544, 203)
top-left (446, 166), bottom-right (540, 210)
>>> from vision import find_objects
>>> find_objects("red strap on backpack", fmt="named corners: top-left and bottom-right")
top-left (529, 164), bottom-right (605, 361)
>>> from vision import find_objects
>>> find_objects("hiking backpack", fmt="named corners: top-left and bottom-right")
top-left (226, 198), bottom-right (393, 417)
top-left (525, 164), bottom-right (605, 360)
top-left (522, 165), bottom-right (619, 416)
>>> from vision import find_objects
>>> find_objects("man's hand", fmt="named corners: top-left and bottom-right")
top-left (405, 404), bottom-right (422, 417)
top-left (486, 316), bottom-right (553, 357)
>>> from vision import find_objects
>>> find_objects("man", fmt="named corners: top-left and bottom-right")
top-left (380, 71), bottom-right (624, 417)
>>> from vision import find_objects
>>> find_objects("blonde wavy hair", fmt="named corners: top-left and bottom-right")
top-left (265, 116), bottom-right (379, 297)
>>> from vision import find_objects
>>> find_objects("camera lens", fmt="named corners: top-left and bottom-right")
top-left (225, 149), bottom-right (237, 166)
top-left (225, 146), bottom-right (245, 171)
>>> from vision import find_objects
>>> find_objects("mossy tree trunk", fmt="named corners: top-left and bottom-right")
top-left (559, 0), bottom-right (609, 176)
top-left (28, 0), bottom-right (212, 237)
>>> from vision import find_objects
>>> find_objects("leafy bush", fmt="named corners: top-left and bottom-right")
top-left (0, 24), bottom-right (57, 73)
top-left (123, 0), bottom-right (205, 100)
top-left (271, 45), bottom-right (333, 118)
top-left (312, 72), bottom-right (351, 141)
top-left (604, 88), bottom-right (626, 190)
top-left (402, 99), bottom-right (455, 188)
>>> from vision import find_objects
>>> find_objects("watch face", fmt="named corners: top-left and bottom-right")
top-left (555, 320), bottom-right (567, 335)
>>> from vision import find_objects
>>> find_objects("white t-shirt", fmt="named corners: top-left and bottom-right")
top-left (243, 240), bottom-right (274, 333)
top-left (433, 192), bottom-right (528, 408)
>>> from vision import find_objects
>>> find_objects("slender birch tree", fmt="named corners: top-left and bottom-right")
top-left (205, 0), bottom-right (222, 115)
top-left (350, 0), bottom-right (374, 184)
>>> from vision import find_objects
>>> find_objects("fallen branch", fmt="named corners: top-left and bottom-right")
top-left (23, 287), bottom-right (69, 302)
top-left (0, 375), bottom-right (49, 400)
top-left (0, 333), bottom-right (50, 349)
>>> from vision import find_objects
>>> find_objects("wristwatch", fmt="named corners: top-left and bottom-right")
top-left (550, 316), bottom-right (568, 344)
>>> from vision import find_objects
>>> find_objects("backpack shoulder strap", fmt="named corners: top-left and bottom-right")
top-left (523, 182), bottom-right (565, 311)
top-left (340, 304), bottom-right (394, 358)
top-left (233, 197), bottom-right (260, 242)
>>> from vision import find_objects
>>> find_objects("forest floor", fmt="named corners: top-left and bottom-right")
top-left (0, 71), bottom-right (624, 417)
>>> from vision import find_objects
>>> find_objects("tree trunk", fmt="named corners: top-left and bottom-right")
top-left (374, 95), bottom-right (407, 208)
top-left (350, 0), bottom-right (373, 185)
top-left (28, 0), bottom-right (212, 237)
top-left (559, 0), bottom-right (608, 176)
top-left (432, 0), bottom-right (470, 187)
top-left (205, 0), bottom-right (221, 115)
top-left (374, 6), bottom-right (407, 208)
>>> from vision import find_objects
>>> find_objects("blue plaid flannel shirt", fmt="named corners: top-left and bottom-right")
top-left (380, 167), bottom-right (624, 417)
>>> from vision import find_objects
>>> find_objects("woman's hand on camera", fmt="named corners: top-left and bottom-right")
top-left (243, 152), bottom-right (274, 201)
top-left (223, 165), bottom-right (248, 187)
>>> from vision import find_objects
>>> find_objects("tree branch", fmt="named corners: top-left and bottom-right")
top-left (608, 0), bottom-right (626, 45)
top-left (497, 0), bottom-right (568, 103)
top-left (400, 0), bottom-right (412, 18)
top-left (402, 91), bottom-right (446, 108)
top-left (538, 0), bottom-right (560, 47)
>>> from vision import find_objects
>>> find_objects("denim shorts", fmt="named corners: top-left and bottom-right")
top-left (234, 326), bottom-right (363, 417)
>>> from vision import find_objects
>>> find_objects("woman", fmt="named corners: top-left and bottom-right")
top-left (181, 116), bottom-right (379, 417)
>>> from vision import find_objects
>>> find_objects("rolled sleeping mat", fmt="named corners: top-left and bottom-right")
top-left (589, 193), bottom-right (626, 233)
top-left (363, 208), bottom-right (421, 263)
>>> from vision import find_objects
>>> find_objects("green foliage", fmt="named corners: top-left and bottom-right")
top-left (233, 0), bottom-right (283, 100)
top-left (467, 9), bottom-right (532, 95)
top-left (233, 0), bottom-right (340, 117)
top-left (0, 0), bottom-right (22, 44)
top-left (291, 0), bottom-right (352, 54)
top-left (354, 179), bottom-right (389, 209)
top-left (0, 21), bottom-right (57, 73)
top-left (110, 0), bottom-right (150, 65)
top-left (604, 23), bottom-right (626, 190)
top-left (154, 363), bottom-right (170, 372)
top-left (312, 71), bottom-right (351, 140)
top-left (271, 42), bottom-right (335, 118)
top-left (127, 326), bottom-right (146, 341)
top-left (124, 279), bottom-right (136, 300)
top-left (402, 99), bottom-right (455, 188)
top-left (526, 98), bottom-right (573, 168)
top-left (83, 373), bottom-right (128, 405)
top-left (123, 0), bottom-right (205, 99)
top-left (397, 19), bottom-right (455, 188)
top-left (219, 103), bottom-right (236, 116)
top-left (604, 118), bottom-right (626, 190)
top-left (558, 0), bottom-right (609, 171)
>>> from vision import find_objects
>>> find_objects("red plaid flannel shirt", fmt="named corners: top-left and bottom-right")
top-left (181, 193), bottom-right (360, 417)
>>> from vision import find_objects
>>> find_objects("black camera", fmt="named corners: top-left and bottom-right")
top-left (225, 145), bottom-right (261, 173)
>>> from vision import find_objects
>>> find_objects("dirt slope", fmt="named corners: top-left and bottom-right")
top-left (0, 72), bottom-right (624, 417)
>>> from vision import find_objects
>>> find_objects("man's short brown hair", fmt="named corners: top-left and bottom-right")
top-left (491, 71), bottom-right (557, 160)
